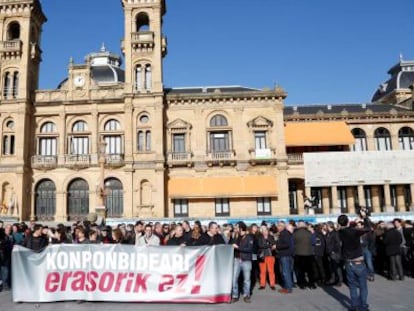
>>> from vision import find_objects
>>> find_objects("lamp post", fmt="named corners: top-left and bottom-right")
top-left (96, 140), bottom-right (107, 222)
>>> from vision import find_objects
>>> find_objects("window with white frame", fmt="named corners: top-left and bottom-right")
top-left (208, 115), bottom-right (231, 153)
top-left (364, 186), bottom-right (372, 209)
top-left (337, 187), bottom-right (348, 212)
top-left (215, 198), bottom-right (230, 216)
top-left (38, 122), bottom-right (57, 156)
top-left (351, 128), bottom-right (368, 151)
top-left (257, 197), bottom-right (271, 215)
top-left (398, 127), bottom-right (414, 150)
top-left (70, 121), bottom-right (89, 155)
top-left (173, 199), bottom-right (188, 217)
top-left (255, 131), bottom-right (267, 149)
top-left (374, 127), bottom-right (392, 151)
top-left (2, 120), bottom-right (15, 155)
top-left (103, 119), bottom-right (123, 155)
top-left (173, 133), bottom-right (185, 153)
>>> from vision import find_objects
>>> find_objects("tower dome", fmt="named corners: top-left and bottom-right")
top-left (86, 44), bottom-right (125, 84)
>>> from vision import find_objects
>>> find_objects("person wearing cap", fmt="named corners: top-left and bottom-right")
top-left (230, 221), bottom-right (254, 303)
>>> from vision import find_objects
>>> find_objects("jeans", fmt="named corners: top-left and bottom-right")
top-left (345, 261), bottom-right (369, 311)
top-left (232, 259), bottom-right (252, 298)
top-left (0, 265), bottom-right (9, 289)
top-left (389, 254), bottom-right (404, 280)
top-left (279, 256), bottom-right (294, 291)
top-left (363, 247), bottom-right (374, 276)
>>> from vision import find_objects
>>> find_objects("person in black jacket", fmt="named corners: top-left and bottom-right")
top-left (311, 224), bottom-right (327, 286)
top-left (230, 222), bottom-right (254, 303)
top-left (326, 221), bottom-right (343, 286)
top-left (383, 222), bottom-right (404, 281)
top-left (338, 211), bottom-right (371, 311)
top-left (198, 221), bottom-right (225, 245)
top-left (276, 221), bottom-right (294, 294)
top-left (22, 224), bottom-right (48, 252)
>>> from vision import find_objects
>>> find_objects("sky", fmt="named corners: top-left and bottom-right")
top-left (38, 0), bottom-right (414, 105)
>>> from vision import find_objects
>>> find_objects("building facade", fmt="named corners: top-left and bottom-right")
top-left (0, 0), bottom-right (413, 222)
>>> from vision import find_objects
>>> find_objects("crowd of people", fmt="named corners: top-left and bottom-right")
top-left (0, 214), bottom-right (413, 309)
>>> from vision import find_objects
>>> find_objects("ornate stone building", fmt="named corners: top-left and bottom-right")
top-left (0, 0), bottom-right (413, 222)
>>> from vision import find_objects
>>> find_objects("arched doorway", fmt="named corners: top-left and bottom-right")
top-left (35, 179), bottom-right (56, 221)
top-left (67, 178), bottom-right (89, 221)
top-left (104, 178), bottom-right (123, 218)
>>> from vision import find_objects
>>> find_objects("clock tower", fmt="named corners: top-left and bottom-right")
top-left (121, 0), bottom-right (167, 94)
top-left (0, 0), bottom-right (46, 220)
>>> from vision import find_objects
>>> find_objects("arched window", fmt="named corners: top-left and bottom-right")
top-left (374, 127), bottom-right (392, 151)
top-left (351, 128), bottom-right (368, 151)
top-left (135, 64), bottom-right (142, 91)
top-left (72, 120), bottom-right (88, 132)
top-left (208, 114), bottom-right (231, 153)
top-left (145, 64), bottom-right (151, 91)
top-left (67, 178), bottom-right (89, 221)
top-left (136, 114), bottom-right (151, 152)
top-left (2, 120), bottom-right (15, 155)
top-left (136, 12), bottom-right (150, 32)
top-left (104, 178), bottom-right (124, 218)
top-left (3, 72), bottom-right (11, 98)
top-left (104, 119), bottom-right (121, 131)
top-left (41, 122), bottom-right (57, 133)
top-left (7, 22), bottom-right (20, 40)
top-left (35, 179), bottom-right (56, 221)
top-left (12, 71), bottom-right (18, 98)
top-left (103, 119), bottom-right (123, 155)
top-left (210, 114), bottom-right (228, 127)
top-left (70, 121), bottom-right (89, 155)
top-left (38, 122), bottom-right (57, 156)
top-left (399, 127), bottom-right (414, 150)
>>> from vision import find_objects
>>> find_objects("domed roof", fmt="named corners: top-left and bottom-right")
top-left (372, 59), bottom-right (414, 102)
top-left (87, 44), bottom-right (125, 84)
top-left (56, 44), bottom-right (125, 89)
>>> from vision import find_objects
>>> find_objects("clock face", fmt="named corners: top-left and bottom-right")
top-left (73, 75), bottom-right (85, 87)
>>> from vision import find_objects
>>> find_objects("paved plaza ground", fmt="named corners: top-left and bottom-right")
top-left (1, 274), bottom-right (413, 311)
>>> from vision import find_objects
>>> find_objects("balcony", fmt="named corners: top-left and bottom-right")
top-left (287, 153), bottom-right (304, 164)
top-left (105, 154), bottom-right (125, 167)
top-left (0, 40), bottom-right (22, 58)
top-left (167, 152), bottom-right (193, 167)
top-left (64, 154), bottom-right (91, 169)
top-left (131, 31), bottom-right (154, 51)
top-left (31, 155), bottom-right (58, 170)
top-left (249, 148), bottom-right (276, 165)
top-left (206, 150), bottom-right (236, 166)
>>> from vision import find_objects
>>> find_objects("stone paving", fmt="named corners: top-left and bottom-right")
top-left (1, 274), bottom-right (414, 311)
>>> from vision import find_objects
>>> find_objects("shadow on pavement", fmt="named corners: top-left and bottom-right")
top-left (320, 285), bottom-right (352, 310)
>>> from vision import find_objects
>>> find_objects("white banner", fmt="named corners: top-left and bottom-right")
top-left (12, 244), bottom-right (233, 303)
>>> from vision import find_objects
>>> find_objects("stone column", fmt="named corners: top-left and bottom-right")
top-left (371, 186), bottom-right (381, 213)
top-left (357, 184), bottom-right (365, 208)
top-left (322, 188), bottom-right (330, 215)
top-left (366, 134), bottom-right (376, 151)
top-left (410, 184), bottom-right (414, 211)
top-left (346, 187), bottom-right (356, 215)
top-left (54, 191), bottom-right (67, 222)
top-left (331, 186), bottom-right (340, 214)
top-left (396, 185), bottom-right (406, 212)
top-left (383, 183), bottom-right (393, 213)
top-left (297, 188), bottom-right (305, 216)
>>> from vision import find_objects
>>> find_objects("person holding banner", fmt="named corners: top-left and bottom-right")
top-left (231, 221), bottom-right (255, 303)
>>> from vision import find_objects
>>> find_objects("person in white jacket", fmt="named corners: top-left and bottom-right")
top-left (136, 224), bottom-right (160, 246)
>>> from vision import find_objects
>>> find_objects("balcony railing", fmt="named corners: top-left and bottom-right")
top-left (64, 154), bottom-right (91, 169)
top-left (287, 153), bottom-right (304, 164)
top-left (0, 40), bottom-right (22, 56)
top-left (206, 150), bottom-right (236, 166)
top-left (31, 155), bottom-right (58, 170)
top-left (249, 148), bottom-right (276, 165)
top-left (131, 31), bottom-right (154, 50)
top-left (105, 154), bottom-right (125, 167)
top-left (167, 152), bottom-right (193, 167)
